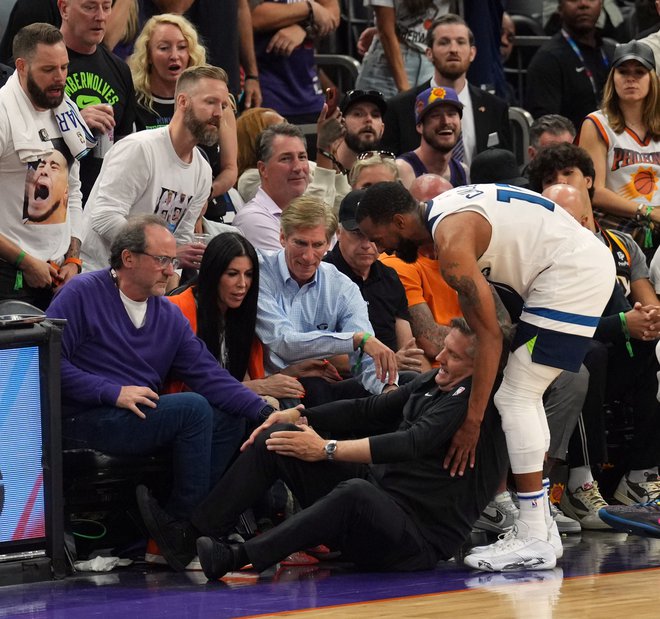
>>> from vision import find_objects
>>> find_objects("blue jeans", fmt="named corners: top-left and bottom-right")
top-left (355, 42), bottom-right (434, 99)
top-left (62, 392), bottom-right (246, 518)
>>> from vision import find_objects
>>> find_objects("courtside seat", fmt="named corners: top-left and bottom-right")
top-left (62, 448), bottom-right (171, 513)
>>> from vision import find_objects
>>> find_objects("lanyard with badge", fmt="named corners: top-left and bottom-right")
top-left (561, 29), bottom-right (610, 101)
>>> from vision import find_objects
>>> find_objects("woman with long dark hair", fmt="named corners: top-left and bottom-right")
top-left (168, 233), bottom-right (311, 402)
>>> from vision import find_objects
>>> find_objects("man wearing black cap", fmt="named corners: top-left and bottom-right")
top-left (396, 86), bottom-right (468, 189)
top-left (324, 190), bottom-right (427, 373)
top-left (470, 148), bottom-right (529, 188)
top-left (312, 89), bottom-right (389, 211)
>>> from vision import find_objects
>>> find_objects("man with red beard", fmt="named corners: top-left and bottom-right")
top-left (80, 65), bottom-right (227, 272)
top-left (381, 14), bottom-right (511, 160)
top-left (396, 86), bottom-right (468, 189)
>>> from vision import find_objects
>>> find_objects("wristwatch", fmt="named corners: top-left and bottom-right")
top-left (257, 404), bottom-right (276, 422)
top-left (324, 440), bottom-right (338, 461)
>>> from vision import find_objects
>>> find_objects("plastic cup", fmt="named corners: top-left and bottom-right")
top-left (193, 233), bottom-right (210, 246)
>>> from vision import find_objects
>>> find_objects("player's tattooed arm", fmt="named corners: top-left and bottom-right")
top-left (441, 264), bottom-right (482, 311)
top-left (408, 303), bottom-right (451, 359)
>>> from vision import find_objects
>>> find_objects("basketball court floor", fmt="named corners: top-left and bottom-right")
top-left (2, 530), bottom-right (660, 618)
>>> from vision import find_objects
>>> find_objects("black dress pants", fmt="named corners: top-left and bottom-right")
top-left (190, 423), bottom-right (437, 572)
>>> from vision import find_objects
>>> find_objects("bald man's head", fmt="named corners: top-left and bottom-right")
top-left (542, 184), bottom-right (594, 231)
top-left (409, 174), bottom-right (453, 202)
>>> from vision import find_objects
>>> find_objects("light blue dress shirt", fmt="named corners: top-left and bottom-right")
top-left (256, 249), bottom-right (386, 394)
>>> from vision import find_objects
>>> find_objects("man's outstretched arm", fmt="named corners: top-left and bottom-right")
top-left (434, 213), bottom-right (503, 477)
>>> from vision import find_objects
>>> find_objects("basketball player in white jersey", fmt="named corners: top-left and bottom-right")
top-left (356, 181), bottom-right (615, 571)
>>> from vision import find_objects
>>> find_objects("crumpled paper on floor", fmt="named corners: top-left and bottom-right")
top-left (73, 556), bottom-right (133, 572)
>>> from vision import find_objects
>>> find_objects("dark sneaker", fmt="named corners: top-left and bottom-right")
top-left (196, 536), bottom-right (238, 581)
top-left (136, 485), bottom-right (197, 572)
top-left (599, 500), bottom-right (660, 537)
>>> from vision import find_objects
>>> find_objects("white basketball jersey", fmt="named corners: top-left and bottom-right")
top-left (425, 183), bottom-right (614, 337)
top-left (585, 110), bottom-right (660, 207)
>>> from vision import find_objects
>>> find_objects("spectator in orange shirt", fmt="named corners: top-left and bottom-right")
top-left (379, 174), bottom-right (461, 366)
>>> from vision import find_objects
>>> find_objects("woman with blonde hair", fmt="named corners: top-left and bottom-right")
top-left (578, 41), bottom-right (660, 255)
top-left (129, 14), bottom-right (238, 207)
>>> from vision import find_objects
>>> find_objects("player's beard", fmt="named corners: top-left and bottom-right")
top-left (395, 238), bottom-right (419, 263)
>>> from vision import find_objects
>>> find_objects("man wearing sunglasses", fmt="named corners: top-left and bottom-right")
top-left (47, 214), bottom-right (277, 547)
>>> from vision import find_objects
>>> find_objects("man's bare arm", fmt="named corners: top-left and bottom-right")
top-left (435, 213), bottom-right (502, 476)
top-left (408, 302), bottom-right (451, 361)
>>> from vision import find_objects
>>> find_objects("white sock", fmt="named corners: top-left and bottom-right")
top-left (517, 489), bottom-right (547, 539)
top-left (568, 465), bottom-right (594, 493)
top-left (628, 467), bottom-right (659, 483)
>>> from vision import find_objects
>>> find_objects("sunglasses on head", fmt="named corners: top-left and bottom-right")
top-left (357, 150), bottom-right (396, 161)
top-left (345, 89), bottom-right (385, 100)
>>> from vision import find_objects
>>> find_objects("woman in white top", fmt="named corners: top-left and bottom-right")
top-left (578, 41), bottom-right (660, 254)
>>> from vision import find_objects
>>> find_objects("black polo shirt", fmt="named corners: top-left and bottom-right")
top-left (324, 244), bottom-right (411, 352)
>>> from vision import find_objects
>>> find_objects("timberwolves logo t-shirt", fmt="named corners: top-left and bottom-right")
top-left (64, 46), bottom-right (136, 202)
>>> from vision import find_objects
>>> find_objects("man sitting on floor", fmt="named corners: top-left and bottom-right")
top-left (137, 317), bottom-right (508, 576)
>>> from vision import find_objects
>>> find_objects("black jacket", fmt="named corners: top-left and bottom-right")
top-left (381, 80), bottom-right (512, 158)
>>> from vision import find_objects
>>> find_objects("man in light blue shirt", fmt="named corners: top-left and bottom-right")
top-left (255, 195), bottom-right (398, 404)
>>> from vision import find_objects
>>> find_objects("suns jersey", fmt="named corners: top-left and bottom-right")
top-left (425, 183), bottom-right (615, 338)
top-left (584, 110), bottom-right (660, 207)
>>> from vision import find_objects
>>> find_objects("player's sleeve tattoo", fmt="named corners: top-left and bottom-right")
top-left (441, 265), bottom-right (481, 310)
top-left (408, 303), bottom-right (451, 348)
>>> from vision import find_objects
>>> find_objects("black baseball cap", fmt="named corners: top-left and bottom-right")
top-left (340, 90), bottom-right (387, 116)
top-left (338, 188), bottom-right (368, 231)
top-left (470, 148), bottom-right (528, 188)
top-left (612, 41), bottom-right (655, 72)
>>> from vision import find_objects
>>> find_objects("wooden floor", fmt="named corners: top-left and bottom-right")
top-left (3, 531), bottom-right (660, 618)
top-left (246, 569), bottom-right (660, 619)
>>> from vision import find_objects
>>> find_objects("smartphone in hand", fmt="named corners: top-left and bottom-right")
top-left (325, 87), bottom-right (338, 115)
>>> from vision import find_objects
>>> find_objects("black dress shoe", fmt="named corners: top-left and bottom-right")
top-left (136, 485), bottom-right (196, 571)
top-left (196, 536), bottom-right (239, 581)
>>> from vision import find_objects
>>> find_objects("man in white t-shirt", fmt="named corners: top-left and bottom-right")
top-left (81, 64), bottom-right (229, 272)
top-left (0, 23), bottom-right (84, 309)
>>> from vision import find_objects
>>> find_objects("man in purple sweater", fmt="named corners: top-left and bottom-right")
top-left (46, 214), bottom-right (275, 524)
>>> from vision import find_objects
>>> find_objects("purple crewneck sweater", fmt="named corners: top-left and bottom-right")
top-left (46, 270), bottom-right (266, 419)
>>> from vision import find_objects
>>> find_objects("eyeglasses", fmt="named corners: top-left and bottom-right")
top-left (357, 150), bottom-right (397, 161)
top-left (135, 252), bottom-right (180, 270)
